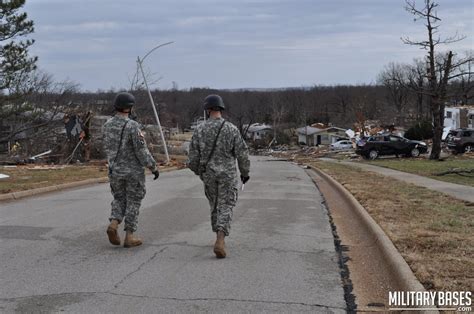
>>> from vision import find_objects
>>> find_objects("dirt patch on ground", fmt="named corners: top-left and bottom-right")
top-left (310, 160), bottom-right (474, 292)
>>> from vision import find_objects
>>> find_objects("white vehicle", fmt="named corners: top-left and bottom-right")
top-left (330, 140), bottom-right (353, 150)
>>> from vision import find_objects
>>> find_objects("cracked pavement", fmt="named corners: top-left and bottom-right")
top-left (0, 156), bottom-right (346, 313)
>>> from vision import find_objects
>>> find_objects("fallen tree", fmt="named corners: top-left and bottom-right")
top-left (435, 168), bottom-right (474, 177)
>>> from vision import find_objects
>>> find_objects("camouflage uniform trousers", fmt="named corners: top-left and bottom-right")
top-left (109, 172), bottom-right (146, 232)
top-left (202, 172), bottom-right (238, 236)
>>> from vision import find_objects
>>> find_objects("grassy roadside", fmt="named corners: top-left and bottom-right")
top-left (0, 165), bottom-right (108, 194)
top-left (0, 132), bottom-right (192, 195)
top-left (310, 160), bottom-right (473, 292)
top-left (366, 156), bottom-right (474, 187)
top-left (0, 157), bottom-right (186, 194)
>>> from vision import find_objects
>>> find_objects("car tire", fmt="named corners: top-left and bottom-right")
top-left (464, 144), bottom-right (474, 153)
top-left (369, 150), bottom-right (378, 160)
top-left (410, 148), bottom-right (420, 157)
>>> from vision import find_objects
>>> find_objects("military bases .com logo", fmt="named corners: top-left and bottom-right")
top-left (388, 291), bottom-right (472, 312)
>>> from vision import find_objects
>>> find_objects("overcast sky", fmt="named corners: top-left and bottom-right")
top-left (24, 0), bottom-right (473, 92)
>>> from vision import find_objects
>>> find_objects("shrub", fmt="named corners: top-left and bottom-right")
top-left (404, 120), bottom-right (433, 140)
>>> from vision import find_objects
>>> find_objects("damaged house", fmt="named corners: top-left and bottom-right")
top-left (297, 126), bottom-right (348, 146)
top-left (245, 123), bottom-right (273, 141)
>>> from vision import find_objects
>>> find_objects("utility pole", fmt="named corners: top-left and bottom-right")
top-left (137, 41), bottom-right (174, 163)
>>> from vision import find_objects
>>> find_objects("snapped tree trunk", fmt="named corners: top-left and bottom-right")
top-left (430, 100), bottom-right (444, 160)
top-left (416, 79), bottom-right (424, 120)
top-left (429, 51), bottom-right (453, 160)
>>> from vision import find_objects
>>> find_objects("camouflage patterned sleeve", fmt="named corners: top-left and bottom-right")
top-left (187, 130), bottom-right (201, 175)
top-left (130, 123), bottom-right (157, 171)
top-left (102, 123), bottom-right (113, 162)
top-left (233, 128), bottom-right (250, 177)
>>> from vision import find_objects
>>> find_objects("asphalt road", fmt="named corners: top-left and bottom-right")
top-left (0, 156), bottom-right (346, 313)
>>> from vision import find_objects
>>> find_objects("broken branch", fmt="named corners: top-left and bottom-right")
top-left (435, 168), bottom-right (474, 176)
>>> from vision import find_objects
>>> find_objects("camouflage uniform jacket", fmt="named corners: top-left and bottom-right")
top-left (188, 117), bottom-right (250, 178)
top-left (103, 115), bottom-right (157, 177)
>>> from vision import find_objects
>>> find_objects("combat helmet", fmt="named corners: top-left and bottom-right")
top-left (204, 94), bottom-right (225, 111)
top-left (114, 92), bottom-right (135, 111)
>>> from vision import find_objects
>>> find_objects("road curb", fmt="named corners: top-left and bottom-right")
top-left (309, 165), bottom-right (426, 292)
top-left (308, 165), bottom-right (440, 313)
top-left (0, 166), bottom-right (180, 202)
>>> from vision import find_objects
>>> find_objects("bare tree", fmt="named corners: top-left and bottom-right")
top-left (332, 85), bottom-right (351, 120)
top-left (377, 62), bottom-right (410, 125)
top-left (128, 63), bottom-right (162, 91)
top-left (402, 0), bottom-right (473, 159)
top-left (405, 58), bottom-right (428, 120)
top-left (0, 70), bottom-right (79, 155)
top-left (449, 50), bottom-right (474, 106)
top-left (224, 90), bottom-right (256, 137)
top-left (269, 93), bottom-right (287, 142)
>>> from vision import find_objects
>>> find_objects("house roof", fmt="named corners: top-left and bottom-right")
top-left (323, 127), bottom-right (347, 132)
top-left (296, 126), bottom-right (322, 135)
top-left (297, 126), bottom-right (347, 135)
top-left (246, 123), bottom-right (272, 133)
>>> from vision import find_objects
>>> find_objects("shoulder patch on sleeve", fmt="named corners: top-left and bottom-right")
top-left (137, 129), bottom-right (146, 145)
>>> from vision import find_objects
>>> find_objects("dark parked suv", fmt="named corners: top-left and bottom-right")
top-left (356, 134), bottom-right (428, 160)
top-left (446, 128), bottom-right (474, 153)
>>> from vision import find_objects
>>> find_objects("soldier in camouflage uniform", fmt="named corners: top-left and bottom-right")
top-left (103, 92), bottom-right (160, 248)
top-left (188, 94), bottom-right (250, 258)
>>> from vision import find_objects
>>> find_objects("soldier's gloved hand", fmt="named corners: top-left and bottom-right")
top-left (240, 175), bottom-right (250, 184)
top-left (152, 169), bottom-right (160, 180)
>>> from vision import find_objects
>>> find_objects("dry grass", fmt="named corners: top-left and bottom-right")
top-left (0, 165), bottom-right (108, 194)
top-left (170, 132), bottom-right (193, 141)
top-left (154, 154), bottom-right (188, 168)
top-left (311, 160), bottom-right (474, 292)
top-left (0, 161), bottom-right (184, 194)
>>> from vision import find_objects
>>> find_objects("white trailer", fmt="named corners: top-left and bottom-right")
top-left (443, 107), bottom-right (474, 139)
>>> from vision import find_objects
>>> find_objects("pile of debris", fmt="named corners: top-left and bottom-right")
top-left (269, 144), bottom-right (356, 159)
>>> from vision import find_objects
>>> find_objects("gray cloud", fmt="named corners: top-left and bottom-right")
top-left (24, 0), bottom-right (474, 91)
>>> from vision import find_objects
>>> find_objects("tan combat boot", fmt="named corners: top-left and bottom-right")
top-left (124, 231), bottom-right (143, 248)
top-left (213, 231), bottom-right (226, 258)
top-left (106, 219), bottom-right (121, 245)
